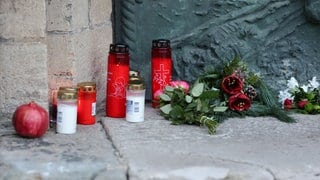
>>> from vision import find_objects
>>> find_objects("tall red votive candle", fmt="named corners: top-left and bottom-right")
top-left (151, 39), bottom-right (172, 108)
top-left (106, 44), bottom-right (130, 117)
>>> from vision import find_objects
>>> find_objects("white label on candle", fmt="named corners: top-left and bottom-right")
top-left (126, 95), bottom-right (145, 122)
top-left (56, 103), bottom-right (77, 134)
top-left (92, 102), bottom-right (96, 116)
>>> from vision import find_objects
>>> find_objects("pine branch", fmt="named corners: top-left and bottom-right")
top-left (245, 104), bottom-right (271, 117)
top-left (267, 107), bottom-right (295, 123)
top-left (255, 80), bottom-right (296, 123)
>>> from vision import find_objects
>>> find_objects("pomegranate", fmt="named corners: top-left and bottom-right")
top-left (12, 101), bottom-right (49, 138)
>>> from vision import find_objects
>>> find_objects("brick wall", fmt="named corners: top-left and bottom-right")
top-left (0, 0), bottom-right (113, 121)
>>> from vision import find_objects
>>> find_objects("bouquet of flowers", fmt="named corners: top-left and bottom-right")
top-left (279, 77), bottom-right (320, 114)
top-left (157, 57), bottom-right (295, 134)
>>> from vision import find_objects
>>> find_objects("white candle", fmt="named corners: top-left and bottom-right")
top-left (57, 101), bottom-right (77, 134)
top-left (126, 89), bottom-right (145, 122)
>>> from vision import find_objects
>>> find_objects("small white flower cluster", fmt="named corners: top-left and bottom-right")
top-left (278, 77), bottom-right (319, 106)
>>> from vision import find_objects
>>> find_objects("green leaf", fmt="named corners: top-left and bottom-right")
top-left (314, 105), bottom-right (320, 111)
top-left (304, 103), bottom-right (314, 113)
top-left (191, 83), bottom-right (204, 97)
top-left (306, 93), bottom-right (315, 101)
top-left (185, 95), bottom-right (193, 103)
top-left (160, 94), bottom-right (171, 101)
top-left (204, 74), bottom-right (219, 79)
top-left (201, 99), bottom-right (210, 113)
top-left (185, 101), bottom-right (197, 111)
top-left (169, 105), bottom-right (184, 120)
top-left (214, 106), bottom-right (228, 112)
top-left (199, 90), bottom-right (220, 99)
top-left (165, 86), bottom-right (174, 92)
top-left (160, 104), bottom-right (172, 115)
top-left (185, 111), bottom-right (196, 124)
top-left (196, 99), bottom-right (202, 111)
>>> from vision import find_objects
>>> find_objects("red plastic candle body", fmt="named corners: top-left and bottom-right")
top-left (151, 39), bottom-right (172, 108)
top-left (77, 82), bottom-right (96, 125)
top-left (106, 44), bottom-right (130, 117)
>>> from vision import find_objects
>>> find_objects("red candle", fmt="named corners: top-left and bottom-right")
top-left (106, 44), bottom-right (130, 117)
top-left (151, 39), bottom-right (172, 108)
top-left (77, 82), bottom-right (96, 125)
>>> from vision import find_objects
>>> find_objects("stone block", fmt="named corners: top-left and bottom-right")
top-left (46, 0), bottom-right (89, 31)
top-left (0, 43), bottom-right (48, 121)
top-left (47, 34), bottom-right (75, 75)
top-left (90, 0), bottom-right (112, 25)
top-left (46, 0), bottom-right (73, 31)
top-left (72, 0), bottom-right (89, 29)
top-left (0, 0), bottom-right (46, 40)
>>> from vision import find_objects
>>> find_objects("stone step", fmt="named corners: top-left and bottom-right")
top-left (1, 104), bottom-right (320, 179)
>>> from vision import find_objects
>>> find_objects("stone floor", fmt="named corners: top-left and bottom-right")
top-left (1, 104), bottom-right (320, 180)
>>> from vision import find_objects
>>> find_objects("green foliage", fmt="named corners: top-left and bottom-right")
top-left (159, 56), bottom-right (296, 134)
top-left (159, 84), bottom-right (223, 134)
top-left (223, 56), bottom-right (245, 76)
top-left (246, 72), bottom-right (260, 86)
top-left (292, 88), bottom-right (320, 114)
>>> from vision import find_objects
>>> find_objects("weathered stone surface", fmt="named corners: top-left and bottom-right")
top-left (72, 0), bottom-right (89, 29)
top-left (86, 27), bottom-right (111, 113)
top-left (0, 43), bottom-right (48, 121)
top-left (0, 0), bottom-right (46, 41)
top-left (46, 0), bottom-right (89, 32)
top-left (90, 0), bottom-right (112, 26)
top-left (305, 0), bottom-right (320, 23)
top-left (0, 123), bottom-right (127, 180)
top-left (1, 103), bottom-right (320, 179)
top-left (46, 0), bottom-right (73, 31)
top-left (102, 104), bottom-right (320, 180)
top-left (73, 27), bottom-right (110, 113)
top-left (47, 34), bottom-right (75, 75)
top-left (47, 25), bottom-right (111, 113)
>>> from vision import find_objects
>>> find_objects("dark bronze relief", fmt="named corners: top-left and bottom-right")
top-left (114, 0), bottom-right (320, 99)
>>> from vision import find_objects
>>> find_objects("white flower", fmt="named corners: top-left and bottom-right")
top-left (278, 89), bottom-right (293, 104)
top-left (301, 84), bottom-right (309, 92)
top-left (309, 77), bottom-right (319, 89)
top-left (287, 77), bottom-right (299, 90)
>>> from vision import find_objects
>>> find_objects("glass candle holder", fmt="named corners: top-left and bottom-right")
top-left (106, 44), bottom-right (130, 117)
top-left (151, 39), bottom-right (172, 108)
top-left (77, 82), bottom-right (96, 125)
top-left (56, 90), bottom-right (78, 134)
top-left (126, 71), bottom-right (145, 122)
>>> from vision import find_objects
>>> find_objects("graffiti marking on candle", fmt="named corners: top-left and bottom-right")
top-left (110, 77), bottom-right (126, 98)
top-left (153, 64), bottom-right (169, 90)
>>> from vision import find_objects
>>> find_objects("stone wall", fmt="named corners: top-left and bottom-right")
top-left (0, 0), bottom-right (48, 121)
top-left (46, 0), bottom-right (112, 116)
top-left (0, 0), bottom-right (113, 121)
